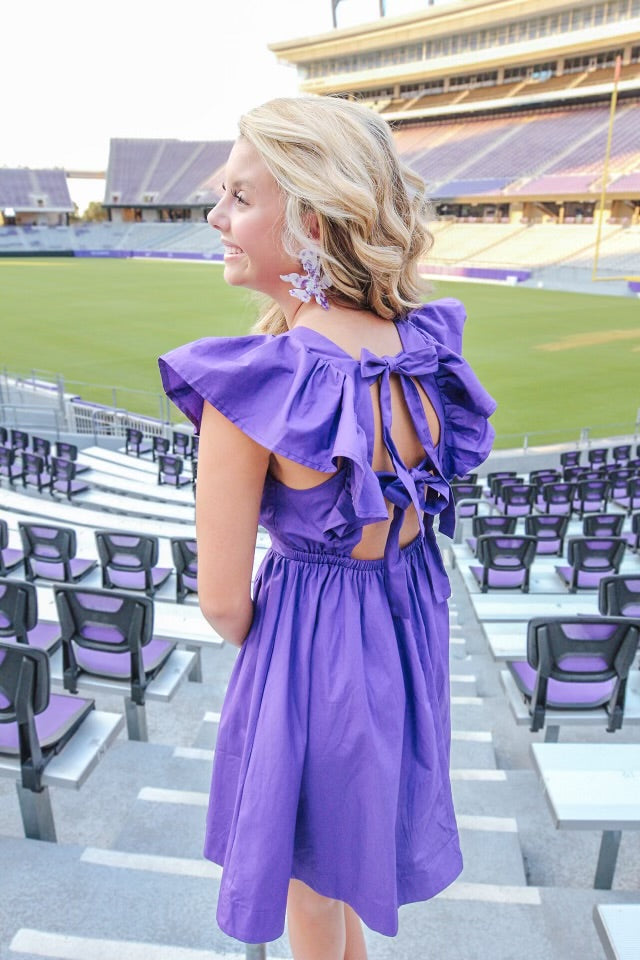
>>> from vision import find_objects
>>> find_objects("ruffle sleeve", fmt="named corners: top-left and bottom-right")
top-left (158, 334), bottom-right (388, 527)
top-left (405, 299), bottom-right (497, 481)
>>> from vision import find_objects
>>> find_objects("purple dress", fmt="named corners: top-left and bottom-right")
top-left (158, 298), bottom-right (496, 944)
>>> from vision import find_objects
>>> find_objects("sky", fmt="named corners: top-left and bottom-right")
top-left (1, 0), bottom-right (439, 212)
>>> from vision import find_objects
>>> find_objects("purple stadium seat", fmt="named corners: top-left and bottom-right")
top-left (613, 476), bottom-right (640, 516)
top-left (508, 616), bottom-right (640, 733)
top-left (0, 640), bottom-right (95, 793)
top-left (470, 534), bottom-right (537, 593)
top-left (560, 450), bottom-right (581, 468)
top-left (606, 468), bottom-right (636, 501)
top-left (587, 447), bottom-right (608, 466)
top-left (451, 482), bottom-right (483, 518)
top-left (572, 478), bottom-right (609, 518)
top-left (466, 514), bottom-right (517, 554)
top-left (21, 452), bottom-right (52, 494)
top-left (157, 453), bottom-right (191, 488)
top-left (50, 457), bottom-right (89, 500)
top-left (53, 585), bottom-right (175, 697)
top-left (95, 530), bottom-right (172, 597)
top-left (598, 575), bottom-right (640, 618)
top-left (31, 436), bottom-right (51, 466)
top-left (0, 447), bottom-right (23, 486)
top-left (582, 514), bottom-right (624, 539)
top-left (612, 444), bottom-right (631, 464)
top-left (55, 441), bottom-right (89, 475)
top-left (497, 483), bottom-right (536, 517)
top-left (555, 536), bottom-right (627, 592)
top-left (0, 519), bottom-right (22, 575)
top-left (18, 522), bottom-right (97, 584)
top-left (172, 431), bottom-right (191, 458)
top-left (0, 577), bottom-right (61, 653)
top-left (151, 435), bottom-right (170, 462)
top-left (10, 430), bottom-right (29, 452)
top-left (124, 427), bottom-right (151, 458)
top-left (171, 537), bottom-right (198, 603)
top-left (524, 514), bottom-right (569, 555)
top-left (537, 481), bottom-right (575, 515)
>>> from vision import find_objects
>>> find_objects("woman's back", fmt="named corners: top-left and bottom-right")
top-left (267, 305), bottom-right (443, 558)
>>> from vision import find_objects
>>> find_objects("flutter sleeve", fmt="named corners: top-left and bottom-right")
top-left (158, 333), bottom-right (388, 527)
top-left (406, 298), bottom-right (497, 480)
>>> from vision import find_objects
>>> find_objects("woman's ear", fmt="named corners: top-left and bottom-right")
top-left (305, 211), bottom-right (320, 241)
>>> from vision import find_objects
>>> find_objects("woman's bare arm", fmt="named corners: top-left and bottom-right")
top-left (195, 400), bottom-right (270, 647)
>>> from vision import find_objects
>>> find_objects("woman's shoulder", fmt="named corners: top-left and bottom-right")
top-left (402, 297), bottom-right (467, 354)
top-left (158, 328), bottom-right (349, 451)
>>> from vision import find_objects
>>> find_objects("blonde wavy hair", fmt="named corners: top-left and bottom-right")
top-left (237, 95), bottom-right (433, 335)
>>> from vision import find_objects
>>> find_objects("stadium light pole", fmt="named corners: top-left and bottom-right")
top-left (331, 0), bottom-right (386, 28)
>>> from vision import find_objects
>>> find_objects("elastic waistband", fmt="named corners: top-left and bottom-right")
top-left (270, 533), bottom-right (426, 572)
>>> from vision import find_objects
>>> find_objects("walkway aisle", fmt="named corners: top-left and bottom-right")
top-left (1, 554), bottom-right (639, 960)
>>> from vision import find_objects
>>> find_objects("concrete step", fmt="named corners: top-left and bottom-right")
top-left (4, 832), bottom-right (636, 960)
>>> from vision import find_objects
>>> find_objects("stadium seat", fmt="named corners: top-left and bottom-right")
top-left (470, 534), bottom-right (537, 593)
top-left (31, 436), bottom-right (51, 467)
top-left (606, 468), bottom-right (636, 501)
top-left (572, 478), bottom-right (609, 518)
top-left (598, 575), bottom-right (640, 618)
top-left (172, 431), bottom-right (191, 457)
top-left (50, 457), bottom-right (89, 501)
top-left (612, 444), bottom-right (631, 464)
top-left (55, 441), bottom-right (89, 475)
top-left (507, 616), bottom-right (639, 734)
top-left (151, 436), bottom-right (170, 462)
top-left (171, 537), bottom-right (198, 603)
top-left (0, 518), bottom-right (23, 575)
top-left (613, 476), bottom-right (640, 516)
top-left (0, 577), bottom-right (62, 654)
top-left (157, 453), bottom-right (191, 488)
top-left (21, 452), bottom-right (52, 494)
top-left (587, 447), bottom-right (608, 466)
top-left (496, 482), bottom-right (536, 517)
top-left (53, 584), bottom-right (176, 706)
top-left (560, 451), bottom-right (581, 468)
top-left (0, 639), bottom-right (97, 840)
top-left (537, 481), bottom-right (575, 515)
top-left (10, 430), bottom-right (29, 453)
top-left (451, 481), bottom-right (483, 518)
top-left (466, 514), bottom-right (517, 554)
top-left (95, 530), bottom-right (172, 597)
top-left (582, 514), bottom-right (624, 538)
top-left (524, 514), bottom-right (569, 556)
top-left (555, 537), bottom-right (627, 592)
top-left (18, 522), bottom-right (97, 584)
top-left (0, 447), bottom-right (23, 486)
top-left (124, 427), bottom-right (151, 458)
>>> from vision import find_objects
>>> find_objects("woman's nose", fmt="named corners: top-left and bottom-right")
top-left (207, 205), bottom-right (221, 229)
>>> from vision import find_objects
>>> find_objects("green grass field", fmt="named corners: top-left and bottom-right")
top-left (2, 257), bottom-right (638, 448)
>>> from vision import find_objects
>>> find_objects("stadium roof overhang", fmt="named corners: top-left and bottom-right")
top-left (270, 2), bottom-right (640, 95)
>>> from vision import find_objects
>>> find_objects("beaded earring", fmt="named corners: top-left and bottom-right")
top-left (280, 248), bottom-right (332, 311)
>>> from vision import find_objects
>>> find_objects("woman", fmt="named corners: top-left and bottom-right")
top-left (159, 95), bottom-right (495, 960)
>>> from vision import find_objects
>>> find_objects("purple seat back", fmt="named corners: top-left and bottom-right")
top-left (521, 616), bottom-right (640, 732)
top-left (525, 513), bottom-right (568, 555)
top-left (560, 450), bottom-right (581, 468)
top-left (598, 575), bottom-right (640, 619)
top-left (475, 534), bottom-right (537, 592)
top-left (95, 531), bottom-right (159, 573)
top-left (582, 513), bottom-right (624, 538)
top-left (19, 522), bottom-right (78, 581)
top-left (171, 537), bottom-right (198, 602)
top-left (0, 579), bottom-right (38, 643)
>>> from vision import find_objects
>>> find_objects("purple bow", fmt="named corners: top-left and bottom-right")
top-left (360, 344), bottom-right (439, 381)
